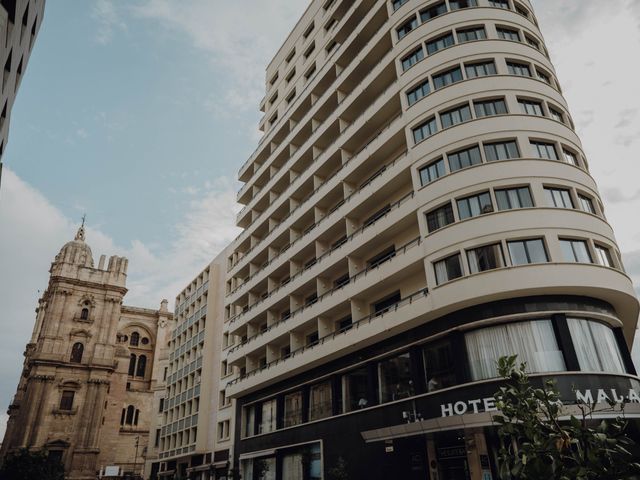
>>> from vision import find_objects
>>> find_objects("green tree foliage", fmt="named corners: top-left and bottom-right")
top-left (0, 449), bottom-right (64, 480)
top-left (493, 355), bottom-right (640, 480)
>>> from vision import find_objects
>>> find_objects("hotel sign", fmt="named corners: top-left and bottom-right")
top-left (440, 387), bottom-right (640, 417)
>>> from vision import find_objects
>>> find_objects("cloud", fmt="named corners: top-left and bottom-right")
top-left (130, 0), bottom-right (308, 112)
top-left (0, 169), bottom-right (241, 438)
top-left (91, 0), bottom-right (127, 45)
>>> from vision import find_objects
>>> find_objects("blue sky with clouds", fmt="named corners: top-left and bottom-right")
top-left (2, 0), bottom-right (640, 437)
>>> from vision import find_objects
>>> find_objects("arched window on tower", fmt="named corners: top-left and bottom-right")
top-left (80, 308), bottom-right (89, 320)
top-left (125, 405), bottom-right (135, 425)
top-left (130, 332), bottom-right (140, 346)
top-left (128, 354), bottom-right (136, 376)
top-left (136, 355), bottom-right (147, 378)
top-left (134, 409), bottom-right (140, 426)
top-left (120, 408), bottom-right (126, 425)
top-left (70, 342), bottom-right (84, 363)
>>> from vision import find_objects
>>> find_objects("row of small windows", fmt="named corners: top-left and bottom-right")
top-left (393, 0), bottom-right (533, 25)
top-left (426, 180), bottom-right (600, 232)
top-left (242, 314), bottom-right (625, 438)
top-left (406, 56), bottom-right (557, 116)
top-left (418, 137), bottom-right (585, 188)
top-left (433, 235), bottom-right (618, 286)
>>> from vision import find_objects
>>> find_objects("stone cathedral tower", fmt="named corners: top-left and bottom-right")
top-left (1, 225), bottom-right (174, 479)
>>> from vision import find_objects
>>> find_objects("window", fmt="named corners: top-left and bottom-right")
top-left (440, 104), bottom-right (472, 128)
top-left (59, 391), bottom-right (75, 411)
top-left (508, 238), bottom-right (548, 265)
top-left (136, 354), bottom-right (147, 378)
top-left (284, 391), bottom-right (303, 427)
top-left (433, 66), bottom-right (463, 89)
top-left (392, 0), bottom-right (409, 11)
top-left (304, 63), bottom-right (316, 80)
top-left (457, 191), bottom-right (493, 219)
top-left (489, 0), bottom-right (510, 8)
top-left (128, 354), bottom-right (136, 376)
top-left (495, 187), bottom-right (533, 210)
top-left (303, 22), bottom-right (314, 39)
top-left (448, 145), bottom-right (482, 171)
top-left (333, 273), bottom-right (350, 288)
top-left (309, 381), bottom-right (333, 420)
top-left (465, 61), bottom-right (497, 78)
top-left (497, 27), bottom-right (520, 41)
top-left (420, 2), bottom-right (447, 21)
top-left (159, 398), bottom-right (164, 413)
top-left (406, 79), bottom-right (430, 106)
top-left (130, 332), bottom-right (140, 346)
top-left (525, 34), bottom-right (540, 50)
top-left (397, 17), bottom-right (417, 40)
top-left (507, 61), bottom-right (531, 77)
top-left (80, 307), bottom-right (89, 320)
top-left (337, 315), bottom-right (353, 331)
top-left (374, 292), bottom-right (401, 314)
top-left (426, 33), bottom-right (455, 55)
top-left (578, 194), bottom-right (596, 214)
top-left (378, 353), bottom-right (414, 403)
top-left (562, 149), bottom-right (579, 166)
top-left (567, 319), bottom-right (625, 373)
top-left (594, 245), bottom-right (614, 267)
top-left (560, 239), bottom-right (592, 263)
top-left (419, 158), bottom-right (445, 185)
top-left (303, 42), bottom-right (315, 60)
top-left (342, 367), bottom-right (370, 412)
top-left (484, 140), bottom-right (519, 161)
top-left (457, 26), bottom-right (486, 43)
top-left (434, 254), bottom-right (463, 284)
top-left (531, 141), bottom-right (559, 160)
top-left (306, 331), bottom-right (319, 346)
top-left (474, 98), bottom-right (507, 117)
top-left (424, 339), bottom-right (457, 391)
top-left (401, 47), bottom-right (424, 71)
top-left (70, 342), bottom-right (84, 363)
top-left (367, 245), bottom-right (396, 268)
top-left (450, 0), bottom-right (478, 10)
top-left (285, 49), bottom-right (295, 64)
top-left (518, 98), bottom-right (544, 116)
top-left (549, 106), bottom-right (565, 123)
top-left (465, 320), bottom-right (565, 380)
top-left (260, 399), bottom-right (277, 434)
top-left (244, 405), bottom-right (256, 437)
top-left (515, 2), bottom-right (530, 17)
top-left (537, 69), bottom-right (551, 84)
top-left (412, 116), bottom-right (437, 143)
top-left (545, 187), bottom-right (573, 208)
top-left (426, 203), bottom-right (454, 232)
top-left (467, 243), bottom-right (504, 273)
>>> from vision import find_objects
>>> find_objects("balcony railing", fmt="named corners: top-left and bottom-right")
top-left (226, 287), bottom-right (429, 387)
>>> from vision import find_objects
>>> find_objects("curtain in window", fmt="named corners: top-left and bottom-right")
top-left (284, 391), bottom-right (303, 427)
top-left (282, 454), bottom-right (304, 480)
top-left (309, 381), bottom-right (332, 420)
top-left (465, 320), bottom-right (565, 380)
top-left (261, 400), bottom-right (277, 433)
top-left (567, 319), bottom-right (625, 373)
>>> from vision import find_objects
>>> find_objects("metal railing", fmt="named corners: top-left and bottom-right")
top-left (226, 287), bottom-right (429, 387)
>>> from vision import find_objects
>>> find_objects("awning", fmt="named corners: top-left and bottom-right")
top-left (238, 449), bottom-right (276, 461)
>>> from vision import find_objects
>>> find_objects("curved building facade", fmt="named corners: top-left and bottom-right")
top-left (222, 1), bottom-right (640, 479)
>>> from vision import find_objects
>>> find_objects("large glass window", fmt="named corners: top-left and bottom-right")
top-left (440, 104), bottom-right (472, 128)
top-left (378, 353), bottom-right (414, 403)
top-left (448, 145), bottom-right (482, 172)
top-left (467, 243), bottom-right (504, 273)
top-left (489, 0), bottom-right (510, 8)
top-left (457, 26), bottom-right (485, 42)
top-left (594, 244), bottom-right (614, 267)
top-left (433, 66), bottom-right (463, 89)
top-left (282, 443), bottom-right (322, 480)
top-left (531, 141), bottom-right (559, 160)
top-left (465, 320), bottom-right (565, 380)
top-left (560, 239), bottom-right (592, 263)
top-left (426, 33), bottom-right (455, 54)
top-left (518, 99), bottom-right (543, 116)
top-left (484, 140), bottom-right (519, 161)
top-left (419, 158), bottom-right (445, 185)
top-left (507, 61), bottom-right (531, 77)
top-left (244, 405), bottom-right (256, 437)
top-left (426, 203), bottom-right (454, 233)
top-left (567, 319), bottom-right (625, 373)
top-left (545, 187), bottom-right (573, 208)
top-left (397, 16), bottom-right (418, 40)
top-left (260, 399), bottom-right (277, 434)
top-left (309, 381), bottom-right (332, 420)
top-left (402, 47), bottom-right (424, 71)
top-left (434, 254), bottom-right (463, 285)
top-left (508, 238), bottom-right (548, 265)
top-left (450, 0), bottom-right (477, 9)
top-left (578, 194), bottom-right (595, 214)
top-left (495, 186), bottom-right (533, 210)
top-left (474, 98), bottom-right (507, 117)
top-left (343, 367), bottom-right (370, 412)
top-left (413, 116), bottom-right (438, 143)
top-left (407, 79), bottom-right (430, 106)
top-left (497, 27), bottom-right (520, 41)
top-left (563, 149), bottom-right (579, 166)
top-left (465, 61), bottom-right (497, 78)
top-left (457, 191), bottom-right (493, 219)
top-left (420, 1), bottom-right (447, 21)
top-left (424, 339), bottom-right (457, 391)
top-left (284, 391), bottom-right (303, 427)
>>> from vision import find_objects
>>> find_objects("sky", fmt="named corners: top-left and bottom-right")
top-left (1, 0), bottom-right (640, 439)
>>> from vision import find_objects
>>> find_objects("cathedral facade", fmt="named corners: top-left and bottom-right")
top-left (0, 226), bottom-right (174, 479)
